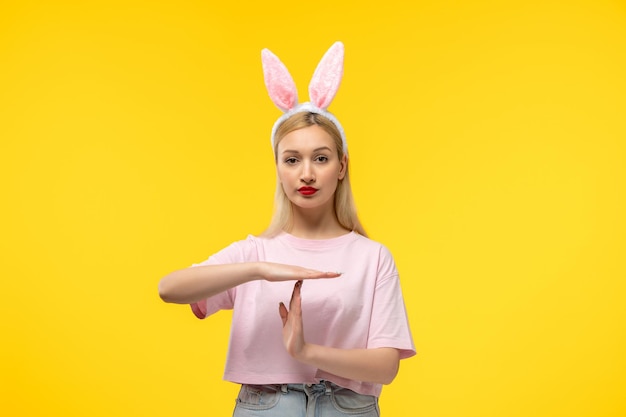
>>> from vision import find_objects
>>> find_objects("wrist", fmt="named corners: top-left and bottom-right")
top-left (254, 262), bottom-right (269, 281)
top-left (294, 343), bottom-right (317, 364)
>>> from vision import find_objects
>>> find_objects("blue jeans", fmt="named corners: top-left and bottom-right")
top-left (233, 381), bottom-right (380, 417)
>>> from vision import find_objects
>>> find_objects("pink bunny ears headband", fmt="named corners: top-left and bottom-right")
top-left (261, 41), bottom-right (347, 153)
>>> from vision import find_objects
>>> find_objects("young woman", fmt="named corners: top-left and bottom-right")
top-left (159, 42), bottom-right (415, 416)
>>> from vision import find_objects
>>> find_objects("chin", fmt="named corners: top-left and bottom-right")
top-left (291, 197), bottom-right (332, 211)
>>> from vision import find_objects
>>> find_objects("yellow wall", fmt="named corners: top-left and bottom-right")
top-left (2, 1), bottom-right (625, 416)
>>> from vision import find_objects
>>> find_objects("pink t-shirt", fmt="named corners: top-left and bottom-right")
top-left (190, 231), bottom-right (415, 396)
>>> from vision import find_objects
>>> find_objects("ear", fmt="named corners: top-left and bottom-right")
top-left (262, 48), bottom-right (298, 111)
top-left (309, 42), bottom-right (344, 110)
top-left (338, 153), bottom-right (348, 180)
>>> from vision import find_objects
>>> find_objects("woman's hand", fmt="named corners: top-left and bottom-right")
top-left (279, 280), bottom-right (308, 360)
top-left (277, 279), bottom-right (401, 384)
top-left (260, 262), bottom-right (341, 282)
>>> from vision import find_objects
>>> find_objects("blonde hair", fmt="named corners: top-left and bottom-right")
top-left (261, 112), bottom-right (367, 237)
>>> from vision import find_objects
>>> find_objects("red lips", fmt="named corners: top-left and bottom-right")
top-left (298, 187), bottom-right (318, 196)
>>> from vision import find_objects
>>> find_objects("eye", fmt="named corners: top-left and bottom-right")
top-left (315, 155), bottom-right (329, 163)
top-left (284, 157), bottom-right (298, 165)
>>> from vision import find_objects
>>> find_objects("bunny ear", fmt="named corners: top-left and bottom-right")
top-left (262, 48), bottom-right (298, 112)
top-left (309, 42), bottom-right (344, 109)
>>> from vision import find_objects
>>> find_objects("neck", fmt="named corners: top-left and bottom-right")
top-left (288, 205), bottom-right (349, 239)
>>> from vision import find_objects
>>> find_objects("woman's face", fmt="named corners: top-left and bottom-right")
top-left (276, 124), bottom-right (347, 212)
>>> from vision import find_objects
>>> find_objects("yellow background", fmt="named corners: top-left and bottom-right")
top-left (1, 0), bottom-right (625, 416)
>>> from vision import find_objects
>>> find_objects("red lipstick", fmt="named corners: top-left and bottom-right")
top-left (298, 187), bottom-right (318, 196)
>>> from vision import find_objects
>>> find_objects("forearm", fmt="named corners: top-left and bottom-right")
top-left (158, 263), bottom-right (262, 304)
top-left (160, 262), bottom-right (339, 305)
top-left (299, 345), bottom-right (400, 385)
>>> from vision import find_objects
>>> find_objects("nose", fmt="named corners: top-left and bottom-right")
top-left (300, 161), bottom-right (315, 184)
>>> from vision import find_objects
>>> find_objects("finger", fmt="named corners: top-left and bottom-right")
top-left (291, 280), bottom-right (303, 316)
top-left (278, 302), bottom-right (288, 326)
top-left (303, 270), bottom-right (342, 279)
top-left (288, 280), bottom-right (301, 311)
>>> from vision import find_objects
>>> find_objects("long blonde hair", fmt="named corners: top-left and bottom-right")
top-left (261, 112), bottom-right (367, 237)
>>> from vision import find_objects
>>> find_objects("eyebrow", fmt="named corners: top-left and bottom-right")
top-left (281, 146), bottom-right (333, 155)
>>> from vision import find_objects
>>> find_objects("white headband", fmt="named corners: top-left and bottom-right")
top-left (261, 41), bottom-right (347, 153)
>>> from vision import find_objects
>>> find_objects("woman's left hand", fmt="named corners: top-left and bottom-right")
top-left (279, 280), bottom-right (308, 360)
top-left (278, 280), bottom-right (401, 384)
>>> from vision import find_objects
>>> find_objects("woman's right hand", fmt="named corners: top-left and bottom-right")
top-left (257, 262), bottom-right (342, 282)
top-left (159, 262), bottom-right (341, 304)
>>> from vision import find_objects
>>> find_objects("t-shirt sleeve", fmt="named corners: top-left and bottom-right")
top-left (189, 236), bottom-right (258, 319)
top-left (367, 246), bottom-right (416, 359)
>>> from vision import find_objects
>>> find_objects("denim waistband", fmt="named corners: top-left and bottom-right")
top-left (243, 380), bottom-right (336, 396)
top-left (285, 380), bottom-right (334, 395)
top-left (235, 380), bottom-right (379, 417)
